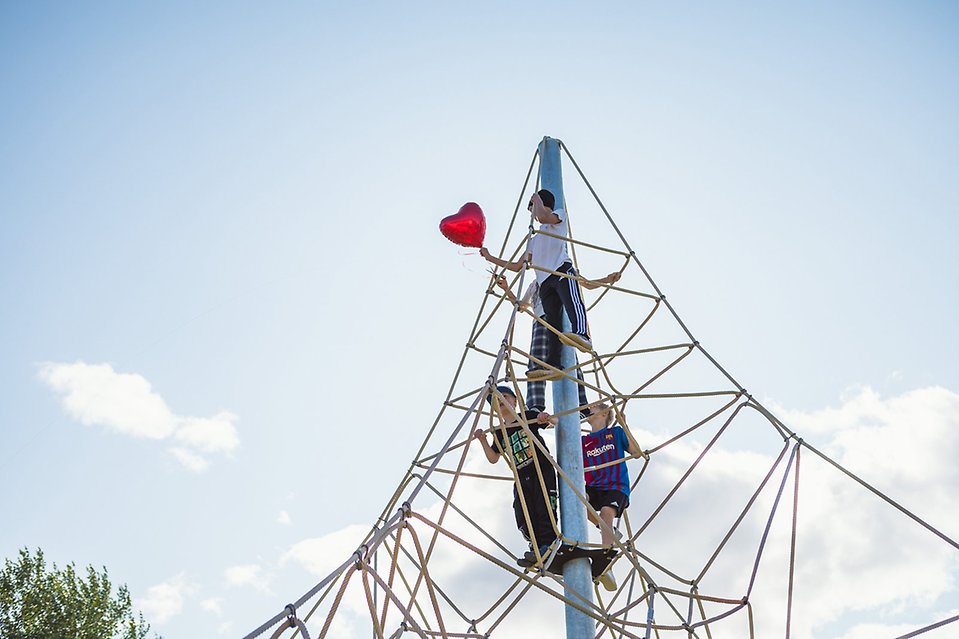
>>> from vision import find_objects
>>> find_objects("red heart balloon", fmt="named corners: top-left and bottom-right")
top-left (439, 202), bottom-right (486, 248)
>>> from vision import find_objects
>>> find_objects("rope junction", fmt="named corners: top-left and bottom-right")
top-left (244, 139), bottom-right (959, 639)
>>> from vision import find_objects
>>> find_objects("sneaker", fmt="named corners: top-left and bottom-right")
top-left (561, 333), bottom-right (593, 353)
top-left (596, 569), bottom-right (617, 592)
top-left (527, 368), bottom-right (560, 381)
top-left (518, 544), bottom-right (551, 568)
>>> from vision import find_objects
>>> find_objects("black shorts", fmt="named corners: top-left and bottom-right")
top-left (587, 487), bottom-right (629, 517)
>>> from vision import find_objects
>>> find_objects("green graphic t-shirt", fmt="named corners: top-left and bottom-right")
top-left (491, 410), bottom-right (553, 479)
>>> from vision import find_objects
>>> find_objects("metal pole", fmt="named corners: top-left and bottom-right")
top-left (539, 136), bottom-right (594, 639)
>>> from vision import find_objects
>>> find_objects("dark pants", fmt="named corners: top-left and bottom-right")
top-left (587, 487), bottom-right (630, 518)
top-left (539, 262), bottom-right (590, 368)
top-left (513, 469), bottom-right (558, 550)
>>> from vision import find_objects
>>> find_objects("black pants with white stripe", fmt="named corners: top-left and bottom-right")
top-left (539, 261), bottom-right (590, 368)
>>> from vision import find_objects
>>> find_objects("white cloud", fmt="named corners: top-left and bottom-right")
top-left (225, 563), bottom-right (271, 594)
top-left (282, 524), bottom-right (371, 578)
top-left (38, 362), bottom-right (175, 439)
top-left (200, 597), bottom-right (224, 616)
top-left (169, 447), bottom-right (210, 473)
top-left (135, 574), bottom-right (197, 626)
top-left (217, 621), bottom-right (234, 635)
top-left (281, 523), bottom-right (412, 634)
top-left (760, 386), bottom-right (959, 638)
top-left (174, 412), bottom-right (240, 453)
top-left (38, 361), bottom-right (239, 471)
top-left (768, 386), bottom-right (959, 501)
top-left (277, 510), bottom-right (292, 526)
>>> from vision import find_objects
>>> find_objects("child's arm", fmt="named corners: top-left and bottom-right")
top-left (494, 277), bottom-right (546, 317)
top-left (493, 275), bottom-right (520, 305)
top-left (581, 271), bottom-right (622, 291)
top-left (473, 428), bottom-right (501, 464)
top-left (479, 247), bottom-right (528, 272)
top-left (537, 211), bottom-right (562, 225)
top-left (535, 411), bottom-right (558, 426)
top-left (623, 428), bottom-right (643, 458)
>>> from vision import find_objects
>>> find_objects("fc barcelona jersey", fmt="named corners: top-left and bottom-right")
top-left (582, 426), bottom-right (630, 495)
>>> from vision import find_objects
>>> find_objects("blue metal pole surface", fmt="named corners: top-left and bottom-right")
top-left (538, 136), bottom-right (594, 639)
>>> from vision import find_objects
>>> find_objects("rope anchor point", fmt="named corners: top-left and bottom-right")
top-left (353, 543), bottom-right (370, 569)
top-left (284, 603), bottom-right (297, 628)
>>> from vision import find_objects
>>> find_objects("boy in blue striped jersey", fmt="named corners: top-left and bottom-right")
top-left (581, 402), bottom-right (642, 548)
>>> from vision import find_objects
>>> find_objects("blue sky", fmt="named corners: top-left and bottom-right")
top-left (1, 2), bottom-right (957, 637)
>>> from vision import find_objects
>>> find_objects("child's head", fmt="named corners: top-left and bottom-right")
top-left (487, 385), bottom-right (518, 419)
top-left (527, 189), bottom-right (556, 223)
top-left (587, 402), bottom-right (615, 430)
top-left (536, 189), bottom-right (555, 210)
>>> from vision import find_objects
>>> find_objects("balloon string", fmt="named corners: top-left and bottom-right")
top-left (457, 249), bottom-right (491, 279)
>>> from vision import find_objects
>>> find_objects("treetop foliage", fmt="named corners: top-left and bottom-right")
top-left (0, 548), bottom-right (158, 639)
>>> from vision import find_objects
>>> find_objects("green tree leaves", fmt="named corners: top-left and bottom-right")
top-left (0, 548), bottom-right (158, 639)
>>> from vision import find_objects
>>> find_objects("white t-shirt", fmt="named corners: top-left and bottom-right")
top-left (529, 208), bottom-right (569, 284)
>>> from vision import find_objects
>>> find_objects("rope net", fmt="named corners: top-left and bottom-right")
top-left (245, 140), bottom-right (959, 639)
